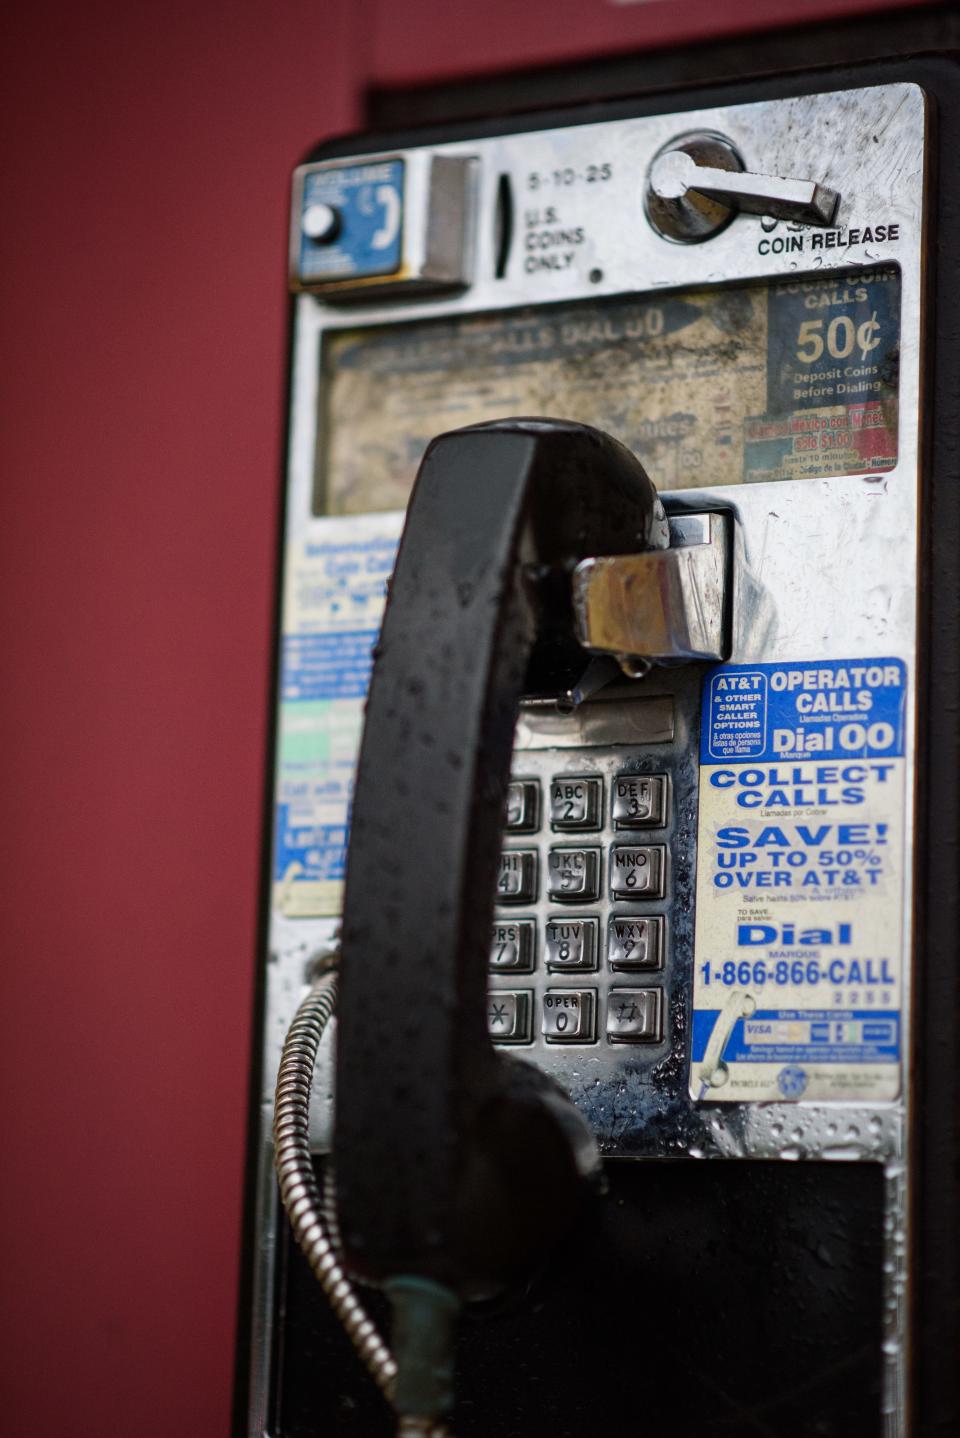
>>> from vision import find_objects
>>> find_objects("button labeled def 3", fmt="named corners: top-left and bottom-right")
top-left (612, 774), bottom-right (667, 828)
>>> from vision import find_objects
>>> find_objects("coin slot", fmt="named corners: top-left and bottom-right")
top-left (494, 172), bottom-right (513, 278)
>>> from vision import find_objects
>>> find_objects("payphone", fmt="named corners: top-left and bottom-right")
top-left (237, 47), bottom-right (960, 1438)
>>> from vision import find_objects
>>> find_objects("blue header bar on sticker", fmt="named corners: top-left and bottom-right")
top-left (701, 658), bottom-right (906, 764)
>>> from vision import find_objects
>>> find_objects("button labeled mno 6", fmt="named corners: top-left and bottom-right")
top-left (610, 846), bottom-right (665, 899)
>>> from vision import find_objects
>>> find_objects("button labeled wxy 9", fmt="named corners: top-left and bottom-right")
top-left (608, 916), bottom-right (663, 970)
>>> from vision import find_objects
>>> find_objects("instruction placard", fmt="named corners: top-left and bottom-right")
top-left (691, 658), bottom-right (907, 1104)
top-left (272, 516), bottom-right (401, 917)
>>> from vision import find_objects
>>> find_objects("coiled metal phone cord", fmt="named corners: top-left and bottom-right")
top-left (273, 968), bottom-right (397, 1397)
top-left (273, 965), bottom-right (450, 1437)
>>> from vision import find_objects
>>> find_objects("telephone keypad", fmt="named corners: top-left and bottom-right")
top-left (545, 918), bottom-right (598, 973)
top-left (497, 849), bottom-right (538, 903)
top-left (549, 776), bottom-right (602, 831)
top-left (486, 990), bottom-right (532, 1044)
top-left (490, 920), bottom-right (536, 972)
top-left (505, 779), bottom-right (540, 833)
top-left (547, 847), bottom-right (601, 903)
top-left (610, 845), bottom-right (665, 900)
top-left (612, 774), bottom-right (667, 829)
top-left (490, 746), bottom-right (683, 1065)
top-left (608, 916), bottom-right (663, 970)
top-left (606, 988), bottom-right (663, 1044)
top-left (542, 989), bottom-right (596, 1044)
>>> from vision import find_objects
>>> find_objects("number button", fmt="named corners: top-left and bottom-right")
top-left (545, 918), bottom-right (598, 972)
top-left (489, 920), bottom-right (536, 972)
top-left (549, 776), bottom-right (602, 831)
top-left (542, 989), bottom-right (596, 1044)
top-left (547, 848), bottom-right (601, 903)
top-left (505, 779), bottom-right (540, 833)
top-left (612, 774), bottom-right (667, 829)
top-left (496, 850), bottom-right (538, 904)
top-left (610, 846), bottom-right (665, 900)
top-left (608, 916), bottom-right (663, 970)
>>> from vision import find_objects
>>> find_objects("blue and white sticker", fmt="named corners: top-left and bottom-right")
top-left (272, 516), bottom-right (401, 917)
top-left (690, 658), bottom-right (907, 1103)
top-left (299, 160), bottom-right (404, 284)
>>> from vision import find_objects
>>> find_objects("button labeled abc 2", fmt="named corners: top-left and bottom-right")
top-left (610, 846), bottom-right (665, 899)
top-left (549, 775), bottom-right (602, 831)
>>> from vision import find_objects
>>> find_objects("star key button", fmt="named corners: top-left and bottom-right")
top-left (486, 990), bottom-right (532, 1044)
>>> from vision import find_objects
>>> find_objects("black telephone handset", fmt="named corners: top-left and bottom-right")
top-left (334, 418), bottom-right (667, 1421)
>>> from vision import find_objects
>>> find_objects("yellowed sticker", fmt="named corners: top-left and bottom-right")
top-left (317, 268), bottom-right (900, 514)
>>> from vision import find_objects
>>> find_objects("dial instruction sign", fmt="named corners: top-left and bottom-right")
top-left (691, 658), bottom-right (908, 1104)
top-left (317, 265), bottom-right (900, 514)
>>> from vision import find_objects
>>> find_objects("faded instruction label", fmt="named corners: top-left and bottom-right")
top-left (317, 265), bottom-right (900, 514)
top-left (273, 515), bottom-right (401, 917)
top-left (691, 658), bottom-right (908, 1104)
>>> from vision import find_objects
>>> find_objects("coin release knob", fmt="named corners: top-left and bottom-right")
top-left (645, 131), bottom-right (839, 243)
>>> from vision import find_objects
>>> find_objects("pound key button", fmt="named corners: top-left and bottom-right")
top-left (542, 989), bottom-right (596, 1044)
top-left (496, 850), bottom-right (538, 904)
top-left (490, 919), bottom-right (536, 972)
top-left (612, 774), bottom-right (667, 829)
top-left (549, 776), bottom-right (602, 831)
top-left (606, 988), bottom-right (663, 1044)
top-left (487, 990), bottom-right (532, 1044)
top-left (610, 845), bottom-right (665, 900)
top-left (505, 779), bottom-right (540, 833)
top-left (547, 847), bottom-right (601, 903)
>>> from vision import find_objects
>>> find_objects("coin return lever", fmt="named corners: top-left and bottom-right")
top-left (645, 131), bottom-right (840, 242)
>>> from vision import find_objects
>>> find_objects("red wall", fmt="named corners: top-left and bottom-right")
top-left (0, 2), bottom-right (934, 1436)
top-left (0, 5), bottom-right (361, 1434)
